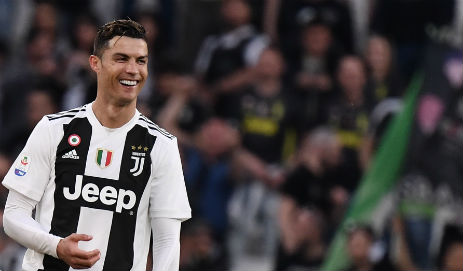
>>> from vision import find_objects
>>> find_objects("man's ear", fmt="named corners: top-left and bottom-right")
top-left (89, 55), bottom-right (100, 73)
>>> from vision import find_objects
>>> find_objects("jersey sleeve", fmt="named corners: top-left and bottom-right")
top-left (149, 137), bottom-right (191, 221)
top-left (2, 117), bottom-right (54, 202)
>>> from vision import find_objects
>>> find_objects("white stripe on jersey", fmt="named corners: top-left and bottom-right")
top-left (73, 207), bottom-right (113, 271)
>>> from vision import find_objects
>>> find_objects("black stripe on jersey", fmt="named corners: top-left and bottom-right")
top-left (139, 115), bottom-right (155, 126)
top-left (47, 114), bottom-right (80, 121)
top-left (49, 108), bottom-right (82, 116)
top-left (103, 124), bottom-right (156, 270)
top-left (43, 117), bottom-right (93, 270)
top-left (47, 107), bottom-right (86, 120)
top-left (49, 106), bottom-right (85, 117)
top-left (138, 116), bottom-right (175, 139)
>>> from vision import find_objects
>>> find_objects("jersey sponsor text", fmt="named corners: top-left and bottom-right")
top-left (63, 175), bottom-right (136, 213)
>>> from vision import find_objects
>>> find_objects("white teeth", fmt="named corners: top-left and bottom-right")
top-left (120, 80), bottom-right (137, 86)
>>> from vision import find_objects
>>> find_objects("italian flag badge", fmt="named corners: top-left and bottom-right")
top-left (96, 148), bottom-right (113, 168)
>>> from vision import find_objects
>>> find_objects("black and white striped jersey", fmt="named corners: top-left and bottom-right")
top-left (3, 103), bottom-right (191, 271)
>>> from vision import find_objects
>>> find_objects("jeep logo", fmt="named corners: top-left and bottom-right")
top-left (63, 175), bottom-right (136, 213)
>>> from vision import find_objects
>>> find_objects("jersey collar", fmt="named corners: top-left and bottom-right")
top-left (85, 102), bottom-right (140, 134)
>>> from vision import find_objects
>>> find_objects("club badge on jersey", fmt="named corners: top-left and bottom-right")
top-left (96, 148), bottom-right (113, 168)
top-left (130, 145), bottom-right (149, 176)
top-left (14, 155), bottom-right (30, 176)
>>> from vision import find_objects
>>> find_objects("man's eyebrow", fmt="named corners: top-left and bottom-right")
top-left (112, 53), bottom-right (129, 58)
top-left (112, 53), bottom-right (148, 59)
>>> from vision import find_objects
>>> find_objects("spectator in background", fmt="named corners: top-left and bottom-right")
top-left (0, 85), bottom-right (58, 160)
top-left (31, 1), bottom-right (59, 38)
top-left (226, 47), bottom-right (293, 271)
top-left (276, 127), bottom-right (345, 270)
top-left (28, 1), bottom-right (68, 68)
top-left (324, 55), bottom-right (373, 193)
top-left (358, 35), bottom-right (405, 170)
top-left (182, 118), bottom-right (240, 240)
top-left (364, 35), bottom-right (404, 104)
top-left (180, 219), bottom-right (228, 271)
top-left (291, 18), bottom-right (342, 93)
top-left (290, 17), bottom-right (344, 131)
top-left (152, 60), bottom-right (238, 242)
top-left (194, 0), bottom-right (269, 117)
top-left (277, 208), bottom-right (325, 271)
top-left (1, 27), bottom-right (63, 136)
top-left (152, 61), bottom-right (210, 144)
top-left (229, 47), bottom-right (295, 187)
top-left (346, 224), bottom-right (398, 271)
top-left (62, 13), bottom-right (98, 110)
top-left (277, 0), bottom-right (354, 61)
top-left (152, 63), bottom-right (240, 268)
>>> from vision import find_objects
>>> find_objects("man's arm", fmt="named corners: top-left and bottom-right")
top-left (151, 217), bottom-right (181, 271)
top-left (149, 137), bottom-right (191, 270)
top-left (3, 190), bottom-right (100, 269)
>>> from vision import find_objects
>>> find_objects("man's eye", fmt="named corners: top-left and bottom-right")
top-left (137, 59), bottom-right (147, 64)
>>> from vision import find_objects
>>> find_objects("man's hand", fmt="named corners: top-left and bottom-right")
top-left (56, 233), bottom-right (101, 269)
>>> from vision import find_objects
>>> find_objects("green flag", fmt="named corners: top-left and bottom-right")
top-left (321, 73), bottom-right (424, 270)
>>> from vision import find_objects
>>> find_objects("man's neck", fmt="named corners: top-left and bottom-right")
top-left (92, 98), bottom-right (137, 128)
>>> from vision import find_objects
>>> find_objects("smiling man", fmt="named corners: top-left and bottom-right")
top-left (2, 19), bottom-right (191, 271)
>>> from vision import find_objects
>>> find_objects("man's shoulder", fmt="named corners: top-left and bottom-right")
top-left (136, 114), bottom-right (176, 141)
top-left (45, 105), bottom-right (87, 124)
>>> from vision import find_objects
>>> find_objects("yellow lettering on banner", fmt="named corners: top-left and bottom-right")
top-left (243, 116), bottom-right (278, 136)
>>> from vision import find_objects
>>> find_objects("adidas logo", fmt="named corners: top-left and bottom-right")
top-left (62, 149), bottom-right (79, 159)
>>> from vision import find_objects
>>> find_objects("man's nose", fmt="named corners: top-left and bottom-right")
top-left (125, 59), bottom-right (138, 74)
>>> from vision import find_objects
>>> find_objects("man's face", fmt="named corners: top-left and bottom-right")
top-left (337, 57), bottom-right (366, 95)
top-left (347, 230), bottom-right (372, 262)
top-left (221, 0), bottom-right (250, 27)
top-left (91, 36), bottom-right (148, 106)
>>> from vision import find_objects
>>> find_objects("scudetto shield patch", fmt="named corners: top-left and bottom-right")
top-left (96, 148), bottom-right (113, 168)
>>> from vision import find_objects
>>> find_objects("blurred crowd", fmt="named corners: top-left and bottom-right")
top-left (0, 0), bottom-right (462, 270)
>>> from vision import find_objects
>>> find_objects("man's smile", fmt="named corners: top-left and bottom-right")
top-left (119, 79), bottom-right (139, 87)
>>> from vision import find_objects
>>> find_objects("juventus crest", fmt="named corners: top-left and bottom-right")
top-left (130, 145), bottom-right (148, 176)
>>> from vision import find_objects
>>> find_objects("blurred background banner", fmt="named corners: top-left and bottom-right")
top-left (322, 73), bottom-right (423, 270)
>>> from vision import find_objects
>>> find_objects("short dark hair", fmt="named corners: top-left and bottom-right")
top-left (93, 19), bottom-right (146, 58)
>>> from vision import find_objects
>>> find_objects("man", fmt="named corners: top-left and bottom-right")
top-left (194, 0), bottom-right (269, 117)
top-left (346, 225), bottom-right (397, 271)
top-left (2, 19), bottom-right (191, 271)
top-left (276, 127), bottom-right (344, 270)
